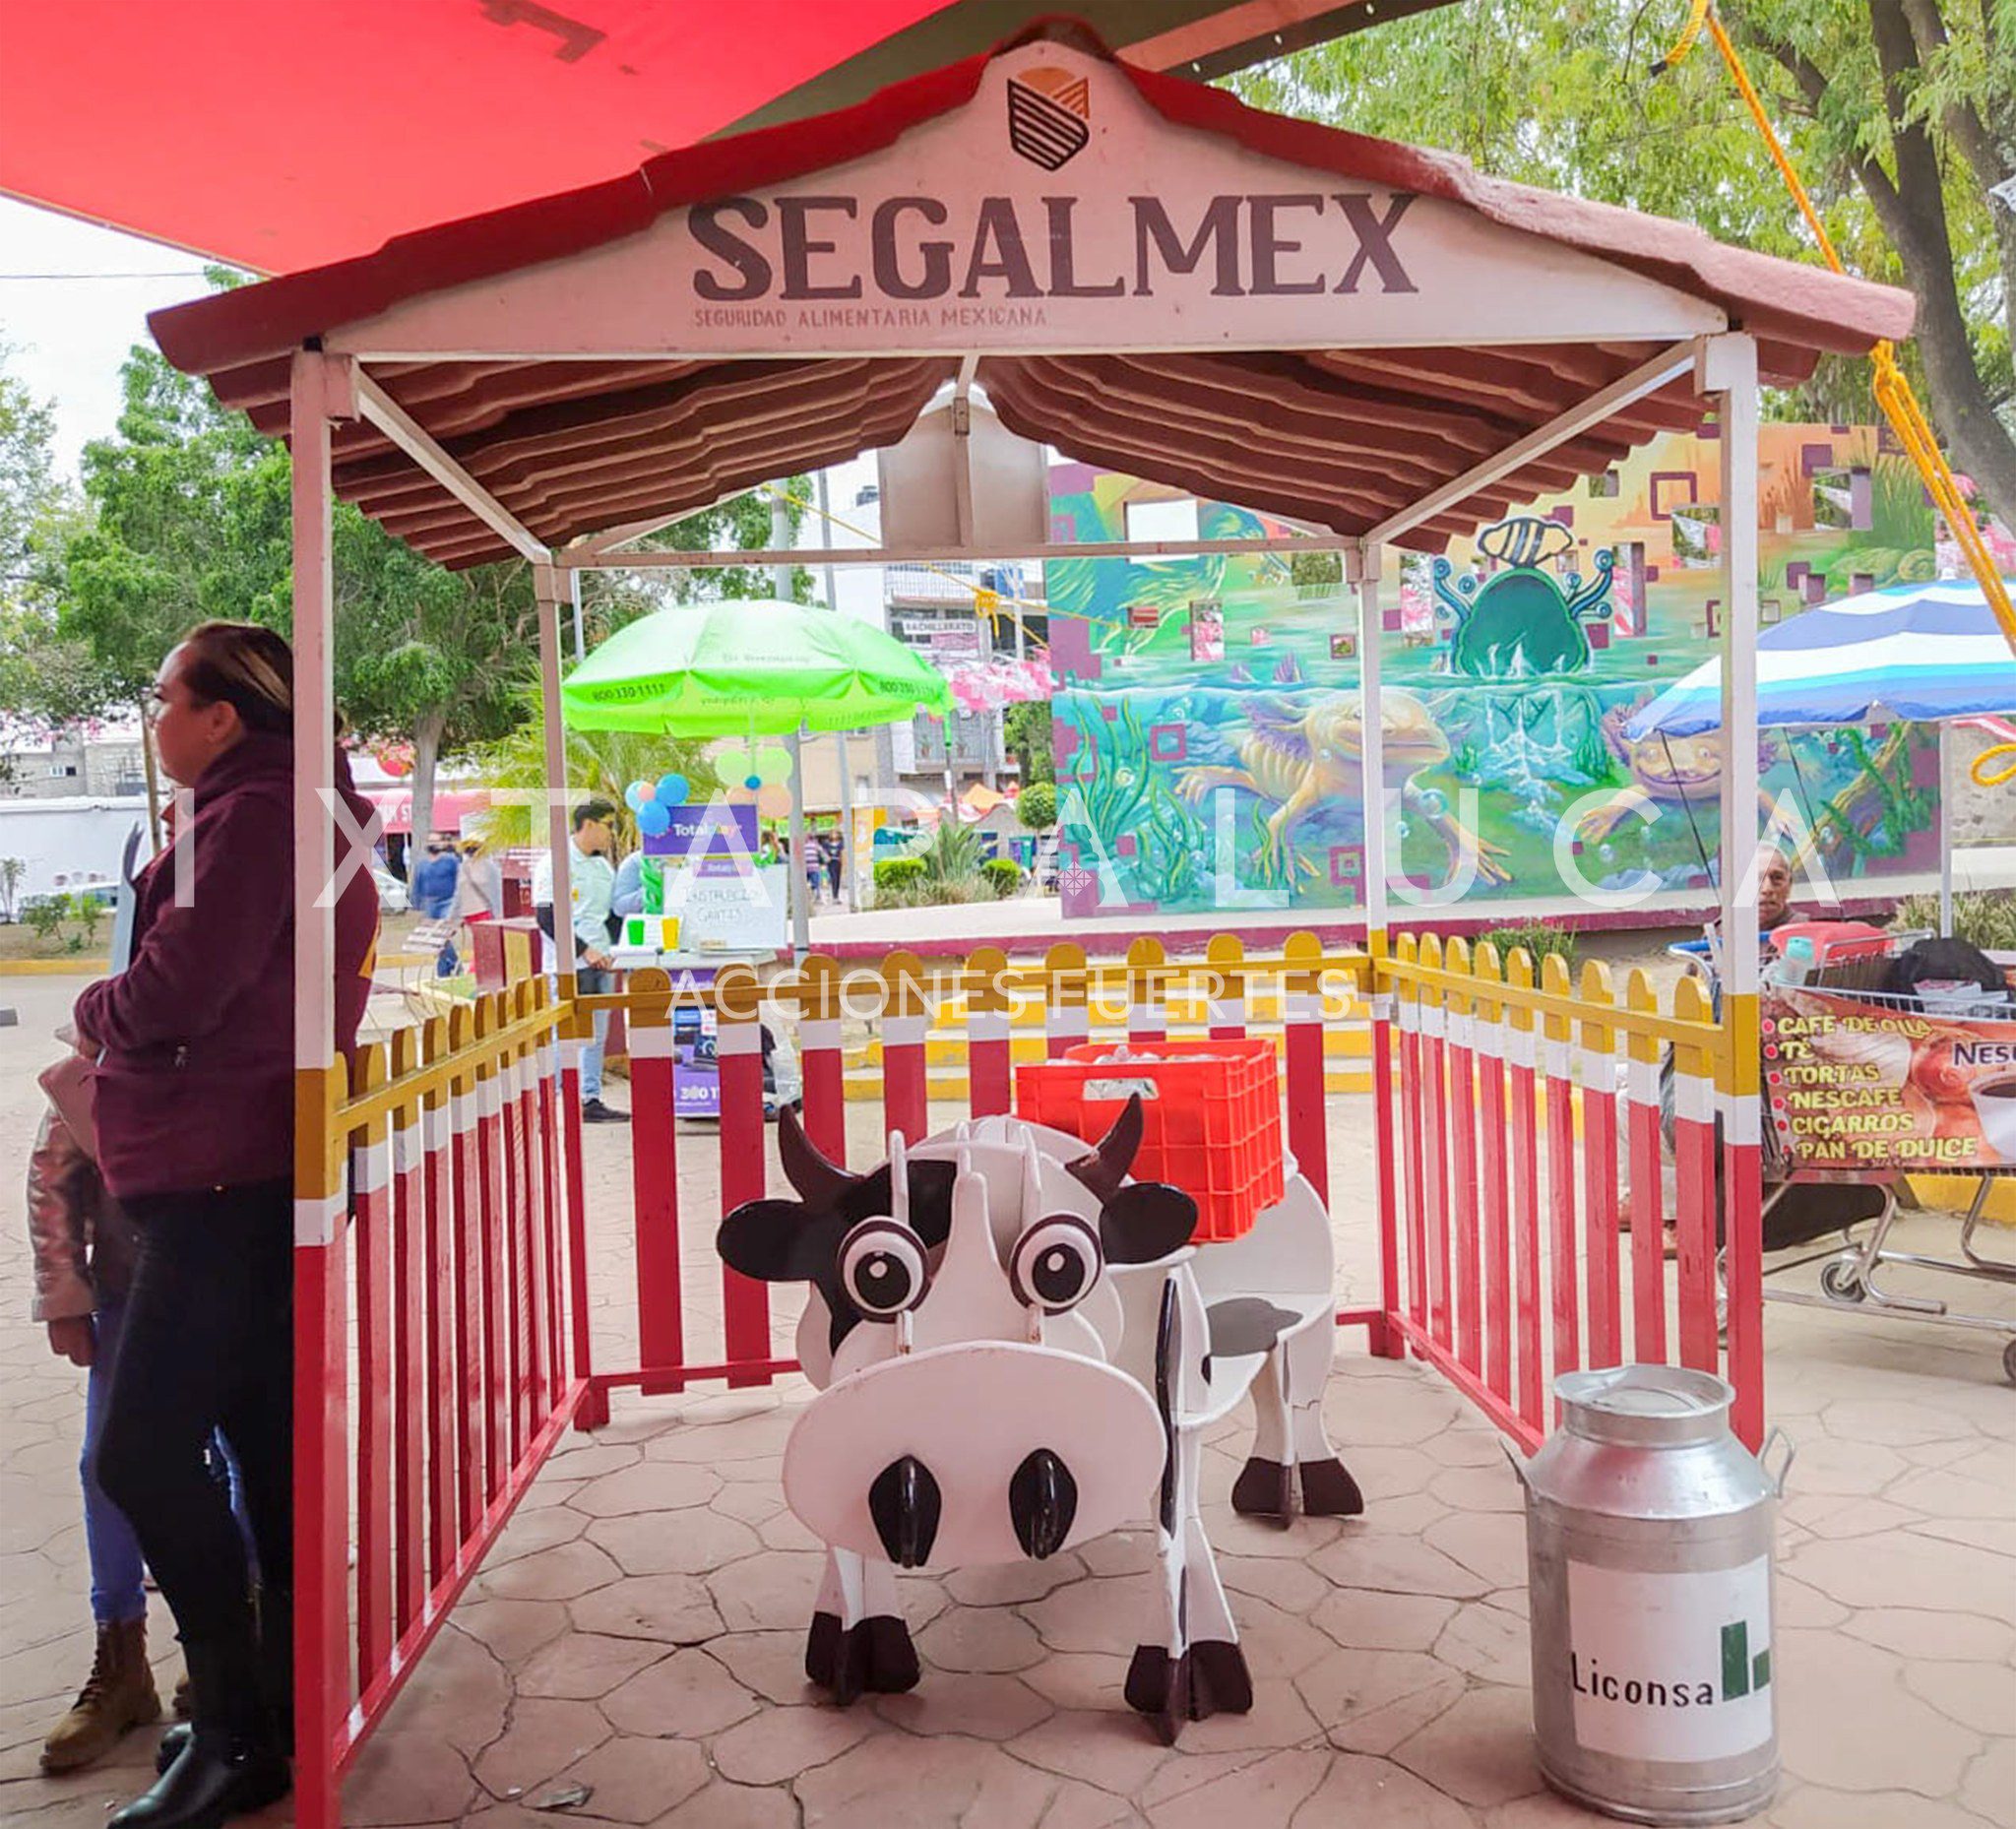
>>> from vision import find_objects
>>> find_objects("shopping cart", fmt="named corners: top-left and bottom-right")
top-left (1753, 934), bottom-right (2016, 1382)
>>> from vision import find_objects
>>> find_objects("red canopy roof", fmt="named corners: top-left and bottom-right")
top-left (145, 25), bottom-right (1913, 568)
top-left (0, 0), bottom-right (1428, 273)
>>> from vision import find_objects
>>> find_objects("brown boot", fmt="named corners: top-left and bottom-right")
top-left (40, 1618), bottom-right (161, 1773)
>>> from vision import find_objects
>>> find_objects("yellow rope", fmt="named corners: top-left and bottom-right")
top-left (756, 479), bottom-right (1050, 650)
top-left (1973, 742), bottom-right (2016, 789)
top-left (1663, 5), bottom-right (2016, 649)
top-left (1652, 0), bottom-right (1713, 76)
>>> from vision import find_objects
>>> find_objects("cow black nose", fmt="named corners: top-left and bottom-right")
top-left (868, 1454), bottom-right (942, 1568)
top-left (1009, 1448), bottom-right (1078, 1560)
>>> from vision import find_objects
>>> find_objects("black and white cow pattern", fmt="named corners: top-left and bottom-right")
top-left (717, 1098), bottom-right (1358, 1738)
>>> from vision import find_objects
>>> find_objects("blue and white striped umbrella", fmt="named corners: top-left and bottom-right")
top-left (1625, 581), bottom-right (2016, 739)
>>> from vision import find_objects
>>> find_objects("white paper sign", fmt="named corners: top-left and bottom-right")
top-left (1565, 1556), bottom-right (1774, 1763)
top-left (662, 861), bottom-right (788, 951)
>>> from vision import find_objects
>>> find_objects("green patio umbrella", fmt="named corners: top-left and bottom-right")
top-left (561, 599), bottom-right (952, 734)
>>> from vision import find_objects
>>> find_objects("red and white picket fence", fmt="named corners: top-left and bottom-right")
top-left (298, 933), bottom-right (1762, 1825)
top-left (1377, 934), bottom-right (1748, 1455)
top-left (576, 935), bottom-right (1388, 1397)
top-left (296, 980), bottom-right (589, 1829)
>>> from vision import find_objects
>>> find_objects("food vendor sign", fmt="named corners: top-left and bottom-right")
top-left (1763, 988), bottom-right (2016, 1170)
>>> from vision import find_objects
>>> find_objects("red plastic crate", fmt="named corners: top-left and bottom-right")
top-left (1016, 1039), bottom-right (1285, 1241)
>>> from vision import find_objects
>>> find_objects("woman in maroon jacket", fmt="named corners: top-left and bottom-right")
top-left (76, 622), bottom-right (378, 1829)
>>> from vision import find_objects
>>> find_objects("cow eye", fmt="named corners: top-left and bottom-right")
top-left (1009, 1215), bottom-right (1103, 1313)
top-left (837, 1218), bottom-right (928, 1318)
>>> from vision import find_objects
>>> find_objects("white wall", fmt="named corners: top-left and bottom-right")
top-left (0, 798), bottom-right (150, 904)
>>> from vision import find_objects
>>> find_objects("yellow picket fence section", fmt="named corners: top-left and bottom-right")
top-left (1381, 934), bottom-right (1729, 1082)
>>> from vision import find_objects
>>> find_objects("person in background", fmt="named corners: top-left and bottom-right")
top-left (78, 622), bottom-right (378, 1829)
top-left (449, 839), bottom-right (502, 978)
top-left (532, 800), bottom-right (626, 1123)
top-left (611, 847), bottom-right (647, 921)
top-left (411, 836), bottom-right (458, 917)
top-left (1755, 846), bottom-right (1795, 936)
top-left (27, 1043), bottom-right (157, 1774)
top-left (824, 826), bottom-right (845, 905)
top-left (799, 825), bottom-right (825, 909)
top-left (28, 796), bottom-right (256, 1773)
top-left (455, 839), bottom-right (501, 925)
top-left (411, 835), bottom-right (462, 976)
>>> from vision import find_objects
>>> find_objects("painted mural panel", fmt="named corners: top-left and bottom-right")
top-left (1046, 429), bottom-right (1970, 916)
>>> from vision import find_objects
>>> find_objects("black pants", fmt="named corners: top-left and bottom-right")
top-left (95, 1180), bottom-right (291, 1681)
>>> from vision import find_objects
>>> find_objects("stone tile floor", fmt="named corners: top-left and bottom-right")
top-left (2, 973), bottom-right (2013, 1827)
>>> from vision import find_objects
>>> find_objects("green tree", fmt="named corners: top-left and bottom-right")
top-left (1235, 0), bottom-right (2016, 529)
top-left (611, 482), bottom-right (813, 611)
top-left (49, 310), bottom-right (812, 842)
top-left (0, 339), bottom-right (92, 766)
top-left (1002, 701), bottom-right (1054, 785)
top-left (56, 347), bottom-right (289, 828)
top-left (332, 529), bottom-right (538, 846)
top-left (1016, 781), bottom-right (1057, 832)
top-left (0, 338), bottom-right (60, 592)
top-left (55, 343), bottom-right (547, 838)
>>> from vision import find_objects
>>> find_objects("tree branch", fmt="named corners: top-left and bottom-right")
top-left (1899, 0), bottom-right (2012, 193)
top-left (1720, 2), bottom-right (1910, 221)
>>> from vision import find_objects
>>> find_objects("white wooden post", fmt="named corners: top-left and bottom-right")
top-left (292, 349), bottom-right (347, 1092)
top-left (289, 345), bottom-right (355, 1829)
top-left (534, 563), bottom-right (576, 978)
top-left (1707, 330), bottom-right (1769, 1448)
top-left (1707, 334), bottom-right (1763, 987)
top-left (1354, 540), bottom-right (1389, 935)
top-left (1939, 724), bottom-right (1954, 935)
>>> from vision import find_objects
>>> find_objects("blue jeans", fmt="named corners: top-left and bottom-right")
top-left (576, 964), bottom-right (610, 1102)
top-left (85, 1298), bottom-right (256, 1624)
top-left (424, 894), bottom-right (459, 977)
top-left (83, 1299), bottom-right (147, 1625)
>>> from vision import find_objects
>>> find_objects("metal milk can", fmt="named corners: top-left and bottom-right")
top-left (1519, 1365), bottom-right (1792, 1826)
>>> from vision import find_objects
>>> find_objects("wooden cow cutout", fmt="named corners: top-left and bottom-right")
top-left (718, 1100), bottom-right (1356, 1736)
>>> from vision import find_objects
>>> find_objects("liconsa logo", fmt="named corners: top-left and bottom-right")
top-left (1570, 1617), bottom-right (1773, 1713)
top-left (1007, 65), bottom-right (1091, 170)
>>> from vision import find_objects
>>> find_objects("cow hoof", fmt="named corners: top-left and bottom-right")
top-left (1299, 1456), bottom-right (1365, 1517)
top-left (1189, 1639), bottom-right (1255, 1718)
top-left (1229, 1456), bottom-right (1294, 1524)
top-left (1124, 1640), bottom-right (1253, 1741)
top-left (805, 1612), bottom-right (920, 1704)
top-left (1124, 1644), bottom-right (1186, 1743)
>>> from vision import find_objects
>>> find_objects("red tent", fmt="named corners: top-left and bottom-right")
top-left (0, 0), bottom-right (1437, 272)
top-left (361, 786), bottom-right (491, 837)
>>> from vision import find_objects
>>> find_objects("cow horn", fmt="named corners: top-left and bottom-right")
top-left (1066, 1092), bottom-right (1144, 1201)
top-left (778, 1105), bottom-right (858, 1206)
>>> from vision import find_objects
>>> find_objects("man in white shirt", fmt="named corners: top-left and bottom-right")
top-left (532, 799), bottom-right (626, 1123)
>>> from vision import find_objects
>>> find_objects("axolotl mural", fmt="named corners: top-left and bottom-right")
top-left (1046, 433), bottom-right (1949, 915)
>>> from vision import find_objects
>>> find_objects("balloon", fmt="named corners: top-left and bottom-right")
top-left (637, 800), bottom-right (671, 837)
top-left (657, 773), bottom-right (689, 806)
top-left (756, 783), bottom-right (793, 819)
top-left (714, 744), bottom-right (750, 782)
top-left (755, 743), bottom-right (792, 782)
top-left (743, 774), bottom-right (764, 791)
top-left (624, 781), bottom-right (647, 811)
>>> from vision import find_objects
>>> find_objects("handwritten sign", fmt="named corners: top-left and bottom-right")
top-left (1763, 987), bottom-right (2016, 1171)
